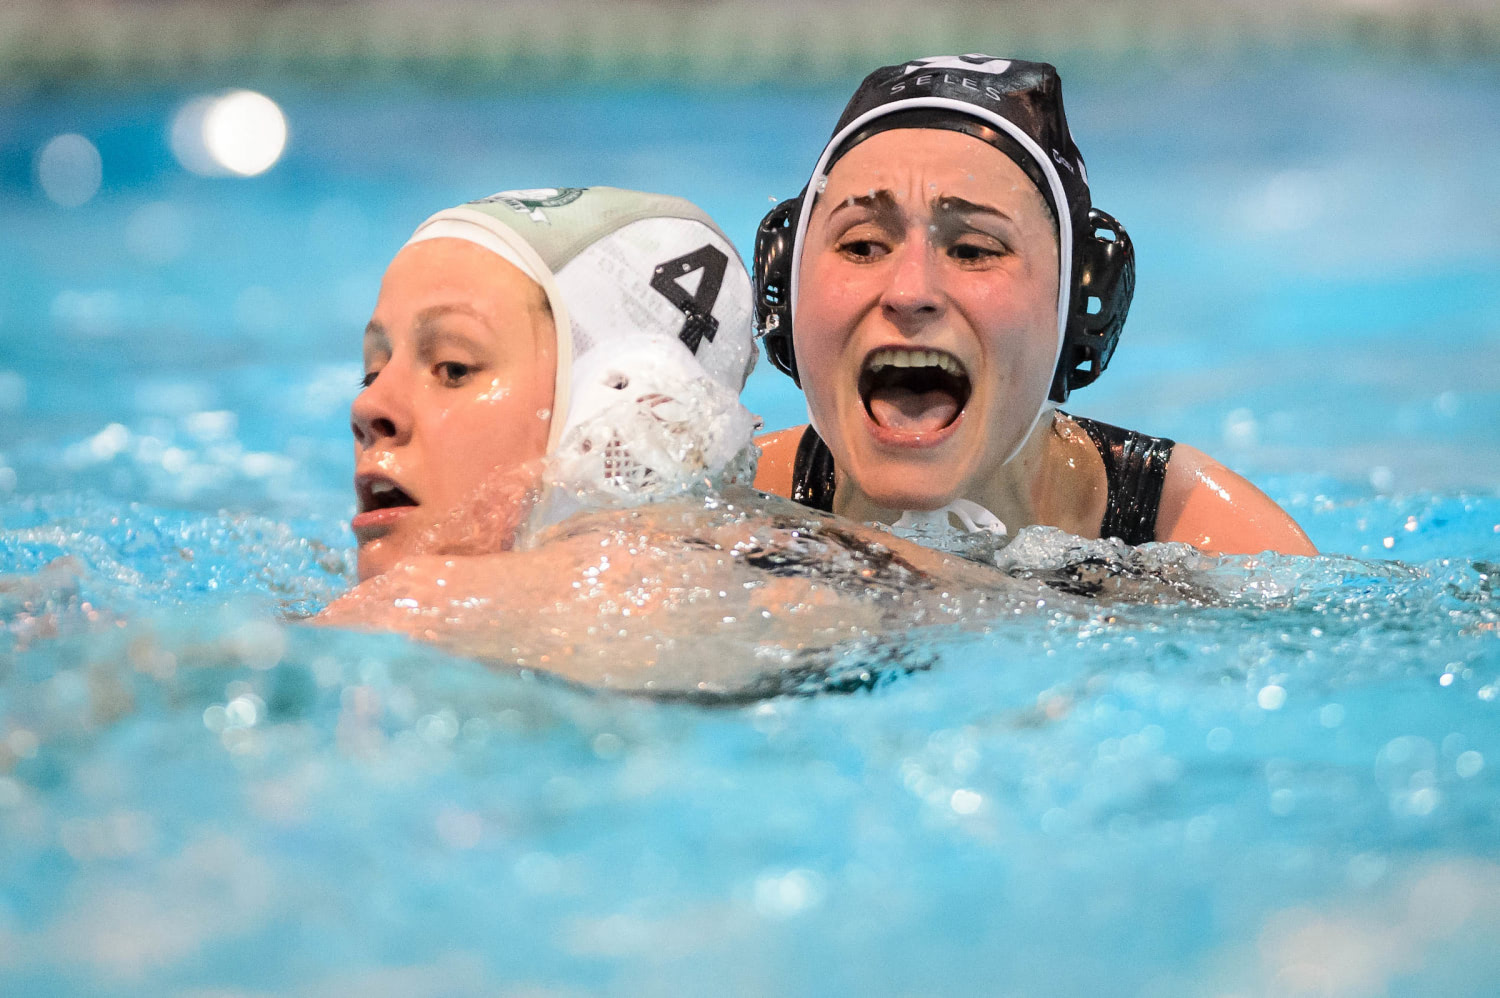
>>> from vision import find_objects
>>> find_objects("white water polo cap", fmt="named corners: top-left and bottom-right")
top-left (404, 186), bottom-right (758, 500)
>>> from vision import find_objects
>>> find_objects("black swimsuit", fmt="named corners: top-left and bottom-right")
top-left (787, 414), bottom-right (1175, 546)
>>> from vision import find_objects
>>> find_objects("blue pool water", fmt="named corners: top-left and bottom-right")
top-left (2, 55), bottom-right (1500, 994)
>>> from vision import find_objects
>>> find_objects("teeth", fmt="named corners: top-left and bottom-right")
top-left (370, 480), bottom-right (395, 495)
top-left (866, 348), bottom-right (965, 377)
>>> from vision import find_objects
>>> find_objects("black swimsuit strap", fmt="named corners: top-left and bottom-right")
top-left (1068, 413), bottom-right (1175, 546)
top-left (791, 425), bottom-right (838, 512)
top-left (788, 416), bottom-right (1174, 544)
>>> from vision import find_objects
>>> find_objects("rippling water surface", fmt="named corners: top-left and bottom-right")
top-left (2, 53), bottom-right (1499, 995)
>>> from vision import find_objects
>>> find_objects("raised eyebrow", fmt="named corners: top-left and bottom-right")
top-left (932, 195), bottom-right (1014, 223)
top-left (826, 189), bottom-right (902, 224)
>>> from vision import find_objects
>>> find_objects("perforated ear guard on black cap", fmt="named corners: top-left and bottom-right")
top-left (753, 196), bottom-right (1135, 402)
top-left (1049, 208), bottom-right (1134, 402)
top-left (753, 194), bottom-right (801, 385)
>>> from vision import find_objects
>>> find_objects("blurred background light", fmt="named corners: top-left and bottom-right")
top-left (170, 90), bottom-right (287, 178)
top-left (124, 201), bottom-right (191, 265)
top-left (35, 133), bottom-right (103, 207)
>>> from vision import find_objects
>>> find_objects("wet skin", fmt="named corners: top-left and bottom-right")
top-left (778, 128), bottom-right (1316, 556)
top-left (351, 238), bottom-right (555, 581)
top-left (795, 129), bottom-right (1060, 514)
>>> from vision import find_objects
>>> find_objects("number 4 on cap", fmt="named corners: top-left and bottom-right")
top-left (651, 245), bottom-right (727, 354)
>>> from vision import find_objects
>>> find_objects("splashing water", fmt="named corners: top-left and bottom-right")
top-left (3, 479), bottom-right (1499, 995)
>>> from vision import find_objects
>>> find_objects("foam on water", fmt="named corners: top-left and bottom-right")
top-left (2, 485), bottom-right (1498, 995)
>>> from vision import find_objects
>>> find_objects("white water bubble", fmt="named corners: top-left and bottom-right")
top-left (1257, 684), bottom-right (1287, 711)
top-left (36, 133), bottom-right (102, 207)
top-left (1206, 727), bottom-right (1233, 752)
top-left (950, 788), bottom-right (983, 815)
top-left (1319, 703), bottom-right (1345, 728)
top-left (1370, 466), bottom-right (1394, 492)
top-left (171, 90), bottom-right (288, 177)
top-left (416, 711), bottom-right (459, 745)
top-left (753, 868), bottom-right (824, 918)
top-left (228, 619), bottom-right (285, 671)
top-left (88, 423), bottom-right (131, 461)
top-left (1376, 736), bottom-right (1442, 817)
top-left (124, 201), bottom-right (191, 265)
top-left (184, 410), bottom-right (237, 442)
top-left (224, 695), bottom-right (261, 728)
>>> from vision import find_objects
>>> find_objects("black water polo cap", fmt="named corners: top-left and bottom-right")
top-left (755, 54), bottom-right (1134, 404)
top-left (827, 55), bottom-right (1092, 229)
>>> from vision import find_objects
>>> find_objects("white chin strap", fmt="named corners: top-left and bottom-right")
top-left (894, 499), bottom-right (1006, 537)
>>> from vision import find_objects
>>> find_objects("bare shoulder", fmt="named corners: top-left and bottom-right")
top-left (1157, 443), bottom-right (1317, 556)
top-left (753, 425), bottom-right (808, 499)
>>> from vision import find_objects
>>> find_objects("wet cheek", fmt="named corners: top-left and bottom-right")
top-left (473, 378), bottom-right (511, 403)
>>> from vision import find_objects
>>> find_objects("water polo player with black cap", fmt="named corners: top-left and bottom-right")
top-left (752, 55), bottom-right (1315, 556)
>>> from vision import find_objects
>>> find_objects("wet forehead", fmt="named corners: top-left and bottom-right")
top-left (817, 128), bottom-right (1042, 217)
top-left (366, 240), bottom-right (550, 357)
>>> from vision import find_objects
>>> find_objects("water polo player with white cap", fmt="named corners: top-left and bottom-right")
top-left (753, 56), bottom-right (1316, 556)
top-left (347, 185), bottom-right (757, 582)
top-left (323, 185), bottom-right (1028, 691)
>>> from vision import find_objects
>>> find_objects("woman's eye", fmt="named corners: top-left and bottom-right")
top-left (435, 361), bottom-right (474, 386)
top-left (838, 238), bottom-right (888, 261)
top-left (359, 370), bottom-right (379, 389)
top-left (950, 241), bottom-right (1003, 262)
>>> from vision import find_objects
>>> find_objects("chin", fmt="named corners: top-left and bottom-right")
top-left (848, 457), bottom-right (964, 513)
top-left (355, 541), bottom-right (401, 583)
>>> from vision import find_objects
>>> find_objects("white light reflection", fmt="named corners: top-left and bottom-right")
top-left (752, 868), bottom-right (824, 919)
top-left (171, 90), bottom-right (288, 177)
top-left (36, 133), bottom-right (102, 207)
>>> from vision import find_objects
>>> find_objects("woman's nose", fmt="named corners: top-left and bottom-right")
top-left (879, 236), bottom-right (945, 326)
top-left (350, 368), bottom-right (413, 449)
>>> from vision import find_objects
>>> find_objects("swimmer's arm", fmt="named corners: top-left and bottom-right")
top-left (1156, 444), bottom-right (1317, 556)
top-left (751, 426), bottom-right (807, 498)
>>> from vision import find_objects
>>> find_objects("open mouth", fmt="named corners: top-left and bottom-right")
top-left (357, 477), bottom-right (418, 514)
top-left (858, 348), bottom-right (971, 434)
